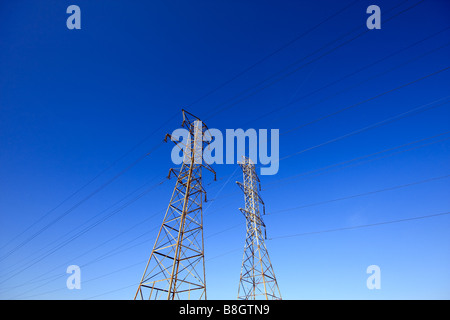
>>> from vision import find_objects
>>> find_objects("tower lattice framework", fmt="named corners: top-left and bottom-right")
top-left (135, 110), bottom-right (215, 300)
top-left (237, 157), bottom-right (281, 300)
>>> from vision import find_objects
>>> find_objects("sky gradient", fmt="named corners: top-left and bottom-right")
top-left (1, 0), bottom-right (449, 299)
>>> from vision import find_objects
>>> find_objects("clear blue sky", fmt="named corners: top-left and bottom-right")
top-left (1, 0), bottom-right (449, 300)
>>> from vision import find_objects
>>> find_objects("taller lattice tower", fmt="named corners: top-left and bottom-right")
top-left (236, 156), bottom-right (281, 300)
top-left (135, 110), bottom-right (215, 300)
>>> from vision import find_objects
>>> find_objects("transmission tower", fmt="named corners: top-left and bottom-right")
top-left (236, 156), bottom-right (281, 300)
top-left (134, 110), bottom-right (215, 300)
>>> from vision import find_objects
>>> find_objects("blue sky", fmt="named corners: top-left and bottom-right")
top-left (0, 0), bottom-right (449, 299)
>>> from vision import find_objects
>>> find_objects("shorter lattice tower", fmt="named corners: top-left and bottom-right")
top-left (236, 156), bottom-right (281, 300)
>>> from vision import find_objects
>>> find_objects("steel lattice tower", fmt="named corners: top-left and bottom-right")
top-left (236, 157), bottom-right (281, 300)
top-left (134, 110), bottom-right (215, 300)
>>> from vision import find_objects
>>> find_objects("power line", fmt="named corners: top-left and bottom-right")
top-left (210, 124), bottom-right (450, 201)
top-left (16, 259), bottom-right (148, 300)
top-left (0, 204), bottom-right (167, 294)
top-left (1, 212), bottom-right (163, 293)
top-left (0, 111), bottom-right (178, 253)
top-left (204, 33), bottom-right (450, 188)
top-left (280, 66), bottom-right (450, 136)
top-left (268, 211), bottom-right (450, 240)
top-left (209, 128), bottom-right (450, 203)
top-left (270, 40), bottom-right (450, 127)
top-left (267, 174), bottom-right (450, 215)
top-left (6, 138), bottom-right (232, 296)
top-left (0, 174), bottom-right (164, 277)
top-left (245, 26), bottom-right (450, 126)
top-left (22, 141), bottom-right (239, 299)
top-left (6, 0), bottom-right (447, 302)
top-left (51, 207), bottom-right (234, 300)
top-left (0, 176), bottom-right (167, 286)
top-left (4, 3), bottom-right (373, 280)
top-left (294, 136), bottom-right (450, 182)
top-left (265, 131), bottom-right (450, 188)
top-left (205, 172), bottom-right (450, 245)
top-left (186, 0), bottom-right (360, 109)
top-left (9, 226), bottom-right (159, 299)
top-left (6, 0), bottom-right (445, 300)
top-left (86, 282), bottom-right (140, 300)
top-left (207, 248), bottom-right (242, 262)
top-left (8, 0), bottom-right (365, 273)
top-left (203, 0), bottom-right (423, 121)
top-left (86, 245), bottom-right (247, 299)
top-left (9, 230), bottom-right (158, 299)
top-left (11, 208), bottom-right (243, 299)
top-left (29, 162), bottom-right (450, 298)
top-left (0, 0), bottom-right (365, 288)
top-left (43, 204), bottom-right (450, 299)
top-left (74, 207), bottom-right (450, 299)
top-left (0, 0), bottom-right (423, 266)
top-left (278, 95), bottom-right (450, 163)
top-left (0, 142), bottom-right (164, 264)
